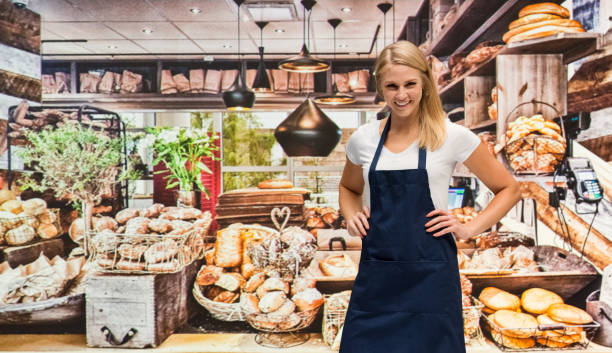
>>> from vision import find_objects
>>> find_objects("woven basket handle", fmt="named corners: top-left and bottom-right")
top-left (503, 99), bottom-right (566, 138)
top-left (271, 207), bottom-right (291, 232)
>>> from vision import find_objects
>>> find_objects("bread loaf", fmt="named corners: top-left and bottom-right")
top-left (290, 276), bottom-right (317, 296)
top-left (503, 19), bottom-right (582, 42)
top-left (196, 265), bottom-right (224, 286)
top-left (259, 291), bottom-right (287, 313)
top-left (243, 271), bottom-right (266, 293)
top-left (479, 287), bottom-right (521, 311)
top-left (509, 13), bottom-right (562, 29)
top-left (537, 314), bottom-right (583, 335)
top-left (492, 309), bottom-right (538, 338)
top-left (292, 287), bottom-right (324, 312)
top-left (257, 179), bottom-right (293, 189)
top-left (214, 228), bottom-right (242, 267)
top-left (319, 253), bottom-right (358, 277)
top-left (521, 288), bottom-right (563, 314)
top-left (215, 272), bottom-right (246, 292)
top-left (261, 277), bottom-right (290, 294)
top-left (518, 3), bottom-right (570, 19)
top-left (507, 25), bottom-right (585, 43)
top-left (22, 198), bottom-right (46, 216)
top-left (547, 303), bottom-right (593, 324)
top-left (241, 293), bottom-right (261, 314)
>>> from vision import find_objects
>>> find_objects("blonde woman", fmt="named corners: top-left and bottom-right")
top-left (338, 41), bottom-right (520, 352)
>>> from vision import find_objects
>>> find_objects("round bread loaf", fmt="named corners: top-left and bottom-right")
top-left (509, 13), bottom-right (562, 29)
top-left (259, 291), bottom-right (287, 313)
top-left (492, 330), bottom-right (536, 349)
top-left (536, 337), bottom-right (570, 348)
top-left (518, 2), bottom-right (570, 18)
top-left (493, 310), bottom-right (538, 338)
top-left (22, 198), bottom-right (47, 216)
top-left (536, 314), bottom-right (583, 335)
top-left (503, 19), bottom-right (582, 42)
top-left (1, 199), bottom-right (23, 214)
top-left (547, 303), bottom-right (593, 324)
top-left (479, 287), bottom-right (521, 311)
top-left (319, 254), bottom-right (358, 277)
top-left (521, 288), bottom-right (563, 314)
top-left (37, 223), bottom-right (59, 239)
top-left (241, 293), bottom-right (261, 314)
top-left (292, 287), bottom-right (324, 312)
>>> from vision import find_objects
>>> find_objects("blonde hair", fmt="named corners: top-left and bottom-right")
top-left (375, 41), bottom-right (447, 151)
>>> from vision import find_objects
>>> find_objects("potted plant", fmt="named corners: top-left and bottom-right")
top-left (17, 123), bottom-right (135, 249)
top-left (139, 127), bottom-right (219, 208)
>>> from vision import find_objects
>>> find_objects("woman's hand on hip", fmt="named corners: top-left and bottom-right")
top-left (347, 206), bottom-right (370, 238)
top-left (425, 209), bottom-right (473, 240)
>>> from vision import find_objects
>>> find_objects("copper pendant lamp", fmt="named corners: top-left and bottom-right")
top-left (252, 21), bottom-right (271, 92)
top-left (314, 19), bottom-right (355, 105)
top-left (223, 0), bottom-right (255, 110)
top-left (278, 0), bottom-right (329, 73)
top-left (274, 98), bottom-right (341, 157)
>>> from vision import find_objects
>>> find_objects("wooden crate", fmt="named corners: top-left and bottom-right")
top-left (85, 260), bottom-right (201, 348)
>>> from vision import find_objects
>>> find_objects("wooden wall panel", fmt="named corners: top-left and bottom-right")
top-left (0, 0), bottom-right (40, 54)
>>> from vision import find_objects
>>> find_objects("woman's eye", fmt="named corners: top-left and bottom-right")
top-left (386, 84), bottom-right (398, 89)
top-left (405, 82), bottom-right (416, 87)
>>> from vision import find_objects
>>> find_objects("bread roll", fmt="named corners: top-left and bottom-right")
top-left (215, 272), bottom-right (246, 292)
top-left (251, 313), bottom-right (277, 330)
top-left (491, 329), bottom-right (536, 349)
top-left (291, 277), bottom-right (317, 296)
top-left (214, 228), bottom-right (242, 268)
top-left (118, 243), bottom-right (147, 260)
top-left (213, 290), bottom-right (239, 303)
top-left (503, 19), bottom-right (582, 42)
top-left (319, 253), bottom-right (358, 277)
top-left (536, 337), bottom-right (570, 348)
top-left (1, 200), bottom-right (23, 214)
top-left (292, 288), bottom-right (324, 312)
top-left (243, 271), bottom-right (266, 293)
top-left (493, 310), bottom-right (538, 338)
top-left (37, 223), bottom-right (59, 239)
top-left (518, 3), bottom-right (570, 18)
top-left (22, 198), bottom-right (47, 216)
top-left (115, 208), bottom-right (139, 224)
top-left (241, 293), bottom-right (261, 314)
top-left (147, 259), bottom-right (180, 273)
top-left (148, 218), bottom-right (172, 233)
top-left (507, 25), bottom-right (585, 43)
top-left (521, 288), bottom-right (563, 314)
top-left (257, 179), bottom-right (293, 189)
top-left (261, 277), bottom-right (290, 294)
top-left (204, 248), bottom-right (215, 265)
top-left (36, 209), bottom-right (57, 225)
top-left (94, 216), bottom-right (118, 232)
top-left (509, 13), bottom-right (562, 30)
top-left (259, 291), bottom-right (287, 313)
top-left (116, 259), bottom-right (146, 271)
top-left (268, 299), bottom-right (296, 320)
top-left (547, 303), bottom-right (593, 324)
top-left (479, 287), bottom-right (521, 311)
top-left (204, 285), bottom-right (224, 300)
top-left (537, 314), bottom-right (583, 335)
top-left (144, 239), bottom-right (178, 263)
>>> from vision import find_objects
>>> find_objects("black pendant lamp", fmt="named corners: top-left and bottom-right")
top-left (373, 2), bottom-right (392, 106)
top-left (274, 98), bottom-right (341, 157)
top-left (252, 21), bottom-right (271, 92)
top-left (278, 0), bottom-right (329, 73)
top-left (314, 19), bottom-right (355, 105)
top-left (223, 0), bottom-right (255, 110)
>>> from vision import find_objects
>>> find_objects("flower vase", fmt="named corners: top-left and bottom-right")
top-left (176, 189), bottom-right (201, 209)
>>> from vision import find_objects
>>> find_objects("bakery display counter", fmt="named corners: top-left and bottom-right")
top-left (0, 333), bottom-right (611, 353)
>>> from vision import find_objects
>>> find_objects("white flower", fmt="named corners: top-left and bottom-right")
top-left (158, 129), bottom-right (178, 144)
top-left (183, 128), bottom-right (196, 139)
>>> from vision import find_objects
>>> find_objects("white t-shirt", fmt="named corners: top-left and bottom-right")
top-left (345, 119), bottom-right (481, 210)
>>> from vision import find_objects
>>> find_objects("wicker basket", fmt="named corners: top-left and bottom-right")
top-left (482, 312), bottom-right (600, 351)
top-left (244, 306), bottom-right (321, 333)
top-left (87, 229), bottom-right (202, 274)
top-left (192, 283), bottom-right (244, 321)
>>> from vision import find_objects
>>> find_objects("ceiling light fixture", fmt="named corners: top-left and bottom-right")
top-left (252, 21), bottom-right (271, 92)
top-left (222, 0), bottom-right (255, 111)
top-left (278, 0), bottom-right (329, 73)
top-left (107, 45), bottom-right (118, 49)
top-left (142, 28), bottom-right (153, 34)
top-left (341, 7), bottom-right (352, 13)
top-left (274, 28), bottom-right (285, 33)
top-left (190, 7), bottom-right (201, 14)
top-left (315, 18), bottom-right (355, 106)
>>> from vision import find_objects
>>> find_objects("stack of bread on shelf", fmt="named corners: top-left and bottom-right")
top-left (503, 2), bottom-right (585, 43)
top-left (458, 245), bottom-right (540, 273)
top-left (0, 198), bottom-right (61, 246)
top-left (304, 206), bottom-right (344, 237)
top-left (502, 114), bottom-right (566, 174)
top-left (479, 287), bottom-right (594, 349)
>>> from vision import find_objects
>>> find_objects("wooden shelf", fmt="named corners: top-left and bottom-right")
top-left (439, 53), bottom-right (498, 103)
top-left (42, 92), bottom-right (380, 111)
top-left (499, 32), bottom-right (602, 64)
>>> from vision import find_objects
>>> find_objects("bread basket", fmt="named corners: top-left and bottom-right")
top-left (244, 306), bottom-right (321, 333)
top-left (1, 208), bottom-right (61, 246)
top-left (502, 100), bottom-right (566, 175)
top-left (192, 283), bottom-right (245, 322)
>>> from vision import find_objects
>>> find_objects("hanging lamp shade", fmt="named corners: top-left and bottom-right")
top-left (274, 98), bottom-right (341, 156)
top-left (223, 71), bottom-right (255, 110)
top-left (252, 21), bottom-right (271, 92)
top-left (279, 0), bottom-right (329, 73)
top-left (223, 0), bottom-right (255, 110)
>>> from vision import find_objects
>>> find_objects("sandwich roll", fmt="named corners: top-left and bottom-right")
top-left (507, 25), bottom-right (585, 43)
top-left (509, 13), bottom-right (562, 29)
top-left (518, 2), bottom-right (570, 18)
top-left (503, 19), bottom-right (582, 42)
top-left (479, 287), bottom-right (521, 311)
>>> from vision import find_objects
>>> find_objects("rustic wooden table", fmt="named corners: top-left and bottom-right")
top-left (0, 334), bottom-right (611, 353)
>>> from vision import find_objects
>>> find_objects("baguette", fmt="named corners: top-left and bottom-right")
top-left (507, 25), bottom-right (585, 43)
top-left (518, 2), bottom-right (570, 19)
top-left (257, 179), bottom-right (293, 189)
top-left (509, 14), bottom-right (562, 29)
top-left (503, 19), bottom-right (582, 42)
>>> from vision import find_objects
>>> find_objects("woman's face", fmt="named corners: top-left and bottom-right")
top-left (379, 64), bottom-right (423, 121)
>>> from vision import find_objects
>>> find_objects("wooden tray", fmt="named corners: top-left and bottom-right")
top-left (0, 292), bottom-right (84, 325)
top-left (305, 250), bottom-right (360, 294)
top-left (466, 245), bottom-right (599, 300)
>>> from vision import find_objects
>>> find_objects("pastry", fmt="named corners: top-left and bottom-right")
top-left (479, 287), bottom-right (521, 311)
top-left (179, 208), bottom-right (202, 220)
top-left (118, 243), bottom-right (147, 260)
top-left (518, 3), bottom-right (570, 18)
top-left (492, 309), bottom-right (538, 338)
top-left (241, 293), bottom-right (261, 314)
top-left (148, 259), bottom-right (180, 273)
top-left (115, 208), bottom-right (139, 224)
top-left (258, 179), bottom-right (293, 189)
top-left (197, 265), bottom-right (223, 286)
top-left (204, 248), bottom-right (215, 265)
top-left (96, 257), bottom-right (116, 269)
top-left (22, 198), bottom-right (47, 216)
top-left (251, 313), bottom-right (277, 330)
top-left (547, 303), bottom-right (593, 324)
top-left (521, 288), bottom-right (563, 314)
top-left (5, 224), bottom-right (36, 245)
top-left (243, 271), bottom-right (266, 293)
top-left (214, 228), bottom-right (242, 268)
top-left (259, 291), bottom-right (287, 313)
top-left (204, 285), bottom-right (225, 300)
top-left (94, 216), bottom-right (118, 232)
top-left (125, 217), bottom-right (150, 234)
top-left (19, 213), bottom-right (40, 229)
top-left (148, 218), bottom-right (172, 233)
top-left (1, 199), bottom-right (23, 214)
top-left (268, 299), bottom-right (296, 320)
top-left (292, 288), bottom-right (324, 312)
top-left (319, 253), bottom-right (358, 277)
top-left (144, 239), bottom-right (178, 263)
top-left (37, 223), bottom-right (59, 239)
top-left (116, 259), bottom-right (146, 271)
top-left (213, 290), bottom-right (239, 303)
top-left (169, 220), bottom-right (192, 235)
top-left (290, 277), bottom-right (317, 296)
top-left (261, 277), bottom-right (290, 294)
top-left (215, 272), bottom-right (246, 292)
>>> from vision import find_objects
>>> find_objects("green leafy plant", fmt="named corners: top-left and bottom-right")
top-left (141, 126), bottom-right (219, 196)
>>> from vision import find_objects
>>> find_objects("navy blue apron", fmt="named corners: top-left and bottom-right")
top-left (339, 117), bottom-right (465, 353)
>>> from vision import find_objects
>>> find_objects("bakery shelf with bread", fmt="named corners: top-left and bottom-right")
top-left (479, 286), bottom-right (601, 351)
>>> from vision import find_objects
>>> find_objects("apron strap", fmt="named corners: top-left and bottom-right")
top-left (418, 147), bottom-right (427, 169)
top-left (368, 116), bottom-right (392, 184)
